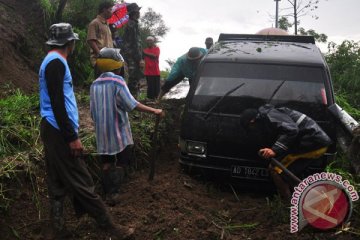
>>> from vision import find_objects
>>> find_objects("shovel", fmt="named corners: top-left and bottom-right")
top-left (258, 150), bottom-right (301, 184)
top-left (270, 157), bottom-right (301, 184)
top-left (148, 115), bottom-right (161, 181)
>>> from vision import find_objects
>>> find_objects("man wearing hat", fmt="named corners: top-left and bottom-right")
top-left (39, 23), bottom-right (134, 240)
top-left (205, 37), bottom-right (214, 50)
top-left (91, 48), bottom-right (164, 205)
top-left (159, 47), bottom-right (207, 99)
top-left (143, 36), bottom-right (161, 99)
top-left (122, 3), bottom-right (144, 98)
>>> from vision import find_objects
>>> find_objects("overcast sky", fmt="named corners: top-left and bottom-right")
top-left (133, 0), bottom-right (360, 70)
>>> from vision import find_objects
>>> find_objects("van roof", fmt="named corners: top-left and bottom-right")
top-left (206, 34), bottom-right (325, 66)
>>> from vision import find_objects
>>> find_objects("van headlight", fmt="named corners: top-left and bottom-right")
top-left (179, 138), bottom-right (207, 157)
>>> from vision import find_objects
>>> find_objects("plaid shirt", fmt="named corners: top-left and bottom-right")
top-left (90, 72), bottom-right (138, 154)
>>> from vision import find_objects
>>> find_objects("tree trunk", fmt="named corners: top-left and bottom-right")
top-left (294, 0), bottom-right (297, 35)
top-left (55, 0), bottom-right (68, 22)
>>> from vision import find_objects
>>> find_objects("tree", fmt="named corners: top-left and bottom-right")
top-left (282, 0), bottom-right (324, 35)
top-left (139, 8), bottom-right (169, 47)
top-left (277, 1), bottom-right (328, 43)
top-left (64, 0), bottom-right (106, 28)
top-left (278, 16), bottom-right (293, 31)
top-left (325, 40), bottom-right (360, 107)
top-left (55, 0), bottom-right (68, 22)
top-left (298, 27), bottom-right (327, 43)
top-left (278, 16), bottom-right (327, 43)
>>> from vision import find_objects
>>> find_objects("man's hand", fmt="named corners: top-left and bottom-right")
top-left (69, 138), bottom-right (84, 157)
top-left (154, 109), bottom-right (165, 118)
top-left (259, 148), bottom-right (276, 159)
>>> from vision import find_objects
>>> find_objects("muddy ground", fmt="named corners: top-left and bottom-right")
top-left (0, 98), bottom-right (358, 240)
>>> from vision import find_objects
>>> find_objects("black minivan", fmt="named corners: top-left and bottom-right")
top-left (179, 34), bottom-right (337, 181)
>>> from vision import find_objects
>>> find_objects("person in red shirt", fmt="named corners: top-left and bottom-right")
top-left (143, 36), bottom-right (160, 99)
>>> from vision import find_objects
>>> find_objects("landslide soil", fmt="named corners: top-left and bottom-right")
top-left (1, 99), bottom-right (358, 240)
top-left (0, 0), bottom-right (46, 96)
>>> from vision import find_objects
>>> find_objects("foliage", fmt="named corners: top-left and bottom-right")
top-left (0, 90), bottom-right (40, 156)
top-left (326, 40), bottom-right (360, 108)
top-left (68, 27), bottom-right (94, 86)
top-left (160, 70), bottom-right (169, 80)
top-left (55, 0), bottom-right (68, 22)
top-left (139, 8), bottom-right (169, 49)
top-left (278, 16), bottom-right (293, 31)
top-left (325, 152), bottom-right (359, 187)
top-left (38, 0), bottom-right (109, 28)
top-left (38, 0), bottom-right (56, 27)
top-left (0, 90), bottom-right (42, 213)
top-left (277, 16), bottom-right (327, 43)
top-left (325, 151), bottom-right (360, 231)
top-left (336, 93), bottom-right (360, 120)
top-left (298, 27), bottom-right (327, 43)
top-left (62, 0), bottom-right (109, 28)
top-left (130, 112), bottom-right (154, 162)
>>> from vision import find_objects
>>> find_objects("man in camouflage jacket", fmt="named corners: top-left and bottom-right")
top-left (122, 3), bottom-right (144, 98)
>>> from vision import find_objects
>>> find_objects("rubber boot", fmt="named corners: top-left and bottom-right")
top-left (102, 167), bottom-right (124, 206)
top-left (96, 212), bottom-right (135, 240)
top-left (47, 199), bottom-right (71, 239)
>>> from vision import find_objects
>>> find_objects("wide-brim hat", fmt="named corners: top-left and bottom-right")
top-left (127, 3), bottom-right (141, 13)
top-left (46, 23), bottom-right (79, 46)
top-left (187, 47), bottom-right (204, 60)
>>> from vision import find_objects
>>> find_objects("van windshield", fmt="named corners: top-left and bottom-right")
top-left (190, 63), bottom-right (328, 119)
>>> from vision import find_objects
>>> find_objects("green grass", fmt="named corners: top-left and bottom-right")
top-left (0, 90), bottom-right (40, 156)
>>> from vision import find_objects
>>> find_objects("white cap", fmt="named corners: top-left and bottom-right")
top-left (146, 36), bottom-right (155, 42)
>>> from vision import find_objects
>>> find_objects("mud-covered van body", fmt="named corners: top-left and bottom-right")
top-left (179, 34), bottom-right (337, 181)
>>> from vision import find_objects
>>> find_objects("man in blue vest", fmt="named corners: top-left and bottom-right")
top-left (39, 23), bottom-right (134, 240)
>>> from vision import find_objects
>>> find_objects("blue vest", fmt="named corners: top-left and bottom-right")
top-left (39, 51), bottom-right (79, 132)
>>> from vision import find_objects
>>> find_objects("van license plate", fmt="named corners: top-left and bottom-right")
top-left (231, 166), bottom-right (269, 179)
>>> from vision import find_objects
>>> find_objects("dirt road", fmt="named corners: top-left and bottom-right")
top-left (1, 99), bottom-right (357, 240)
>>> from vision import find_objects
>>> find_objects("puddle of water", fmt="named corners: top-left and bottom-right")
top-left (163, 80), bottom-right (190, 99)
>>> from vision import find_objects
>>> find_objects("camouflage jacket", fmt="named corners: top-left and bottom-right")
top-left (122, 19), bottom-right (142, 62)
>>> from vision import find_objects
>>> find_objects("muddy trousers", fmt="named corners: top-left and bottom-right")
top-left (270, 147), bottom-right (328, 201)
top-left (126, 58), bottom-right (143, 98)
top-left (40, 119), bottom-right (112, 230)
